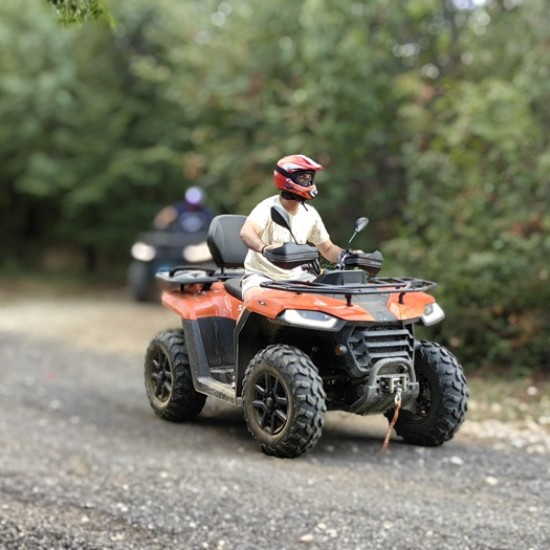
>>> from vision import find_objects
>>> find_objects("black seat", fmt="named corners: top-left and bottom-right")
top-left (207, 215), bottom-right (248, 300)
top-left (207, 215), bottom-right (248, 269)
top-left (223, 278), bottom-right (244, 300)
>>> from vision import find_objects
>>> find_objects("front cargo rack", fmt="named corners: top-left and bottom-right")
top-left (261, 277), bottom-right (436, 306)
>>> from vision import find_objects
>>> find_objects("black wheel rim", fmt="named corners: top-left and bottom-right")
top-left (150, 349), bottom-right (172, 402)
top-left (251, 372), bottom-right (289, 435)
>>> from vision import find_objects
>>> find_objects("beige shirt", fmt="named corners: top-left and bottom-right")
top-left (244, 195), bottom-right (330, 281)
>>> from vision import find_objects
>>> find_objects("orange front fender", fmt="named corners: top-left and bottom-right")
top-left (245, 290), bottom-right (376, 321)
top-left (245, 288), bottom-right (436, 323)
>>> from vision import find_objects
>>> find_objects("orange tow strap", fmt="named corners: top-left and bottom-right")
top-left (381, 390), bottom-right (402, 452)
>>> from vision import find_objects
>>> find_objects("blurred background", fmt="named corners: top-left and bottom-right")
top-left (0, 0), bottom-right (548, 374)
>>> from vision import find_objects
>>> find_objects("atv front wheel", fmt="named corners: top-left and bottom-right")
top-left (144, 329), bottom-right (206, 421)
top-left (386, 341), bottom-right (468, 446)
top-left (129, 261), bottom-right (154, 302)
top-left (242, 345), bottom-right (326, 458)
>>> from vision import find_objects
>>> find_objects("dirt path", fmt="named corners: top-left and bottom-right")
top-left (1, 286), bottom-right (549, 548)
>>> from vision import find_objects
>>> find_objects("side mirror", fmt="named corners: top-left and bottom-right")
top-left (348, 216), bottom-right (369, 245)
top-left (270, 205), bottom-right (298, 243)
top-left (270, 205), bottom-right (291, 230)
top-left (355, 217), bottom-right (369, 233)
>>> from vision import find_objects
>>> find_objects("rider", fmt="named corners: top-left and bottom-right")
top-left (240, 154), bottom-right (360, 303)
top-left (154, 186), bottom-right (214, 233)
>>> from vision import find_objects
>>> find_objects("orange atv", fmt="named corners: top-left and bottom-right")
top-left (144, 207), bottom-right (468, 458)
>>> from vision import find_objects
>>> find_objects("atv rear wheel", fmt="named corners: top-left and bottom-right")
top-left (144, 329), bottom-right (206, 421)
top-left (242, 345), bottom-right (326, 458)
top-left (385, 341), bottom-right (468, 446)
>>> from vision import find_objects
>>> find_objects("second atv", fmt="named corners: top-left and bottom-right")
top-left (144, 207), bottom-right (468, 458)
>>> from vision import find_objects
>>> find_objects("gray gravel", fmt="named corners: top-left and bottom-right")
top-left (0, 307), bottom-right (549, 549)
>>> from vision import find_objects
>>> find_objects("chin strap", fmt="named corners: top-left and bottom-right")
top-left (281, 191), bottom-right (300, 200)
top-left (280, 192), bottom-right (309, 210)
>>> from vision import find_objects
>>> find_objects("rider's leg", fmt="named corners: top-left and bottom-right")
top-left (243, 285), bottom-right (270, 305)
top-left (241, 273), bottom-right (272, 305)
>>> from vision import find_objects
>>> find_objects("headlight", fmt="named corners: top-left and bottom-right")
top-left (421, 303), bottom-right (445, 326)
top-left (131, 242), bottom-right (156, 262)
top-left (279, 309), bottom-right (339, 330)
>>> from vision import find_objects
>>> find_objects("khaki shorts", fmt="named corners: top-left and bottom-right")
top-left (240, 273), bottom-right (274, 296)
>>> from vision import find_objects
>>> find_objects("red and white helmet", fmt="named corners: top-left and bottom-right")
top-left (273, 154), bottom-right (324, 200)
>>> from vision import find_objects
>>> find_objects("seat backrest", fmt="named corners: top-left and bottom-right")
top-left (207, 215), bottom-right (248, 268)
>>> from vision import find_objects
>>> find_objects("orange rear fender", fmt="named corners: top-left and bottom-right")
top-left (162, 282), bottom-right (243, 321)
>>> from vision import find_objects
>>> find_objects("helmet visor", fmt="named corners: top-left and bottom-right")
top-left (291, 171), bottom-right (315, 187)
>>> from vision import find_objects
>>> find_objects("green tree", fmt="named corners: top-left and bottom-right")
top-left (1, 1), bottom-right (191, 269)
top-left (45, 0), bottom-right (113, 25)
top-left (385, 0), bottom-right (550, 370)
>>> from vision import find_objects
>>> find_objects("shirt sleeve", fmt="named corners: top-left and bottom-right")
top-left (246, 198), bottom-right (270, 228)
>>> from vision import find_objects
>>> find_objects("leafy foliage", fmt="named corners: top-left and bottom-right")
top-left (384, 0), bottom-right (550, 371)
top-left (0, 0), bottom-right (548, 372)
top-left (45, 0), bottom-right (113, 26)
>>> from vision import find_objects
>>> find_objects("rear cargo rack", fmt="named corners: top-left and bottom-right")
top-left (261, 277), bottom-right (436, 306)
top-left (155, 266), bottom-right (244, 292)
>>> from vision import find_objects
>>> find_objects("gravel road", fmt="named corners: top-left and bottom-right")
top-left (0, 290), bottom-right (549, 549)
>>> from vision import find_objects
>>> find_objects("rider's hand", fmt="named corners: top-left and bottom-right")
top-left (262, 243), bottom-right (282, 256)
top-left (338, 249), bottom-right (363, 263)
